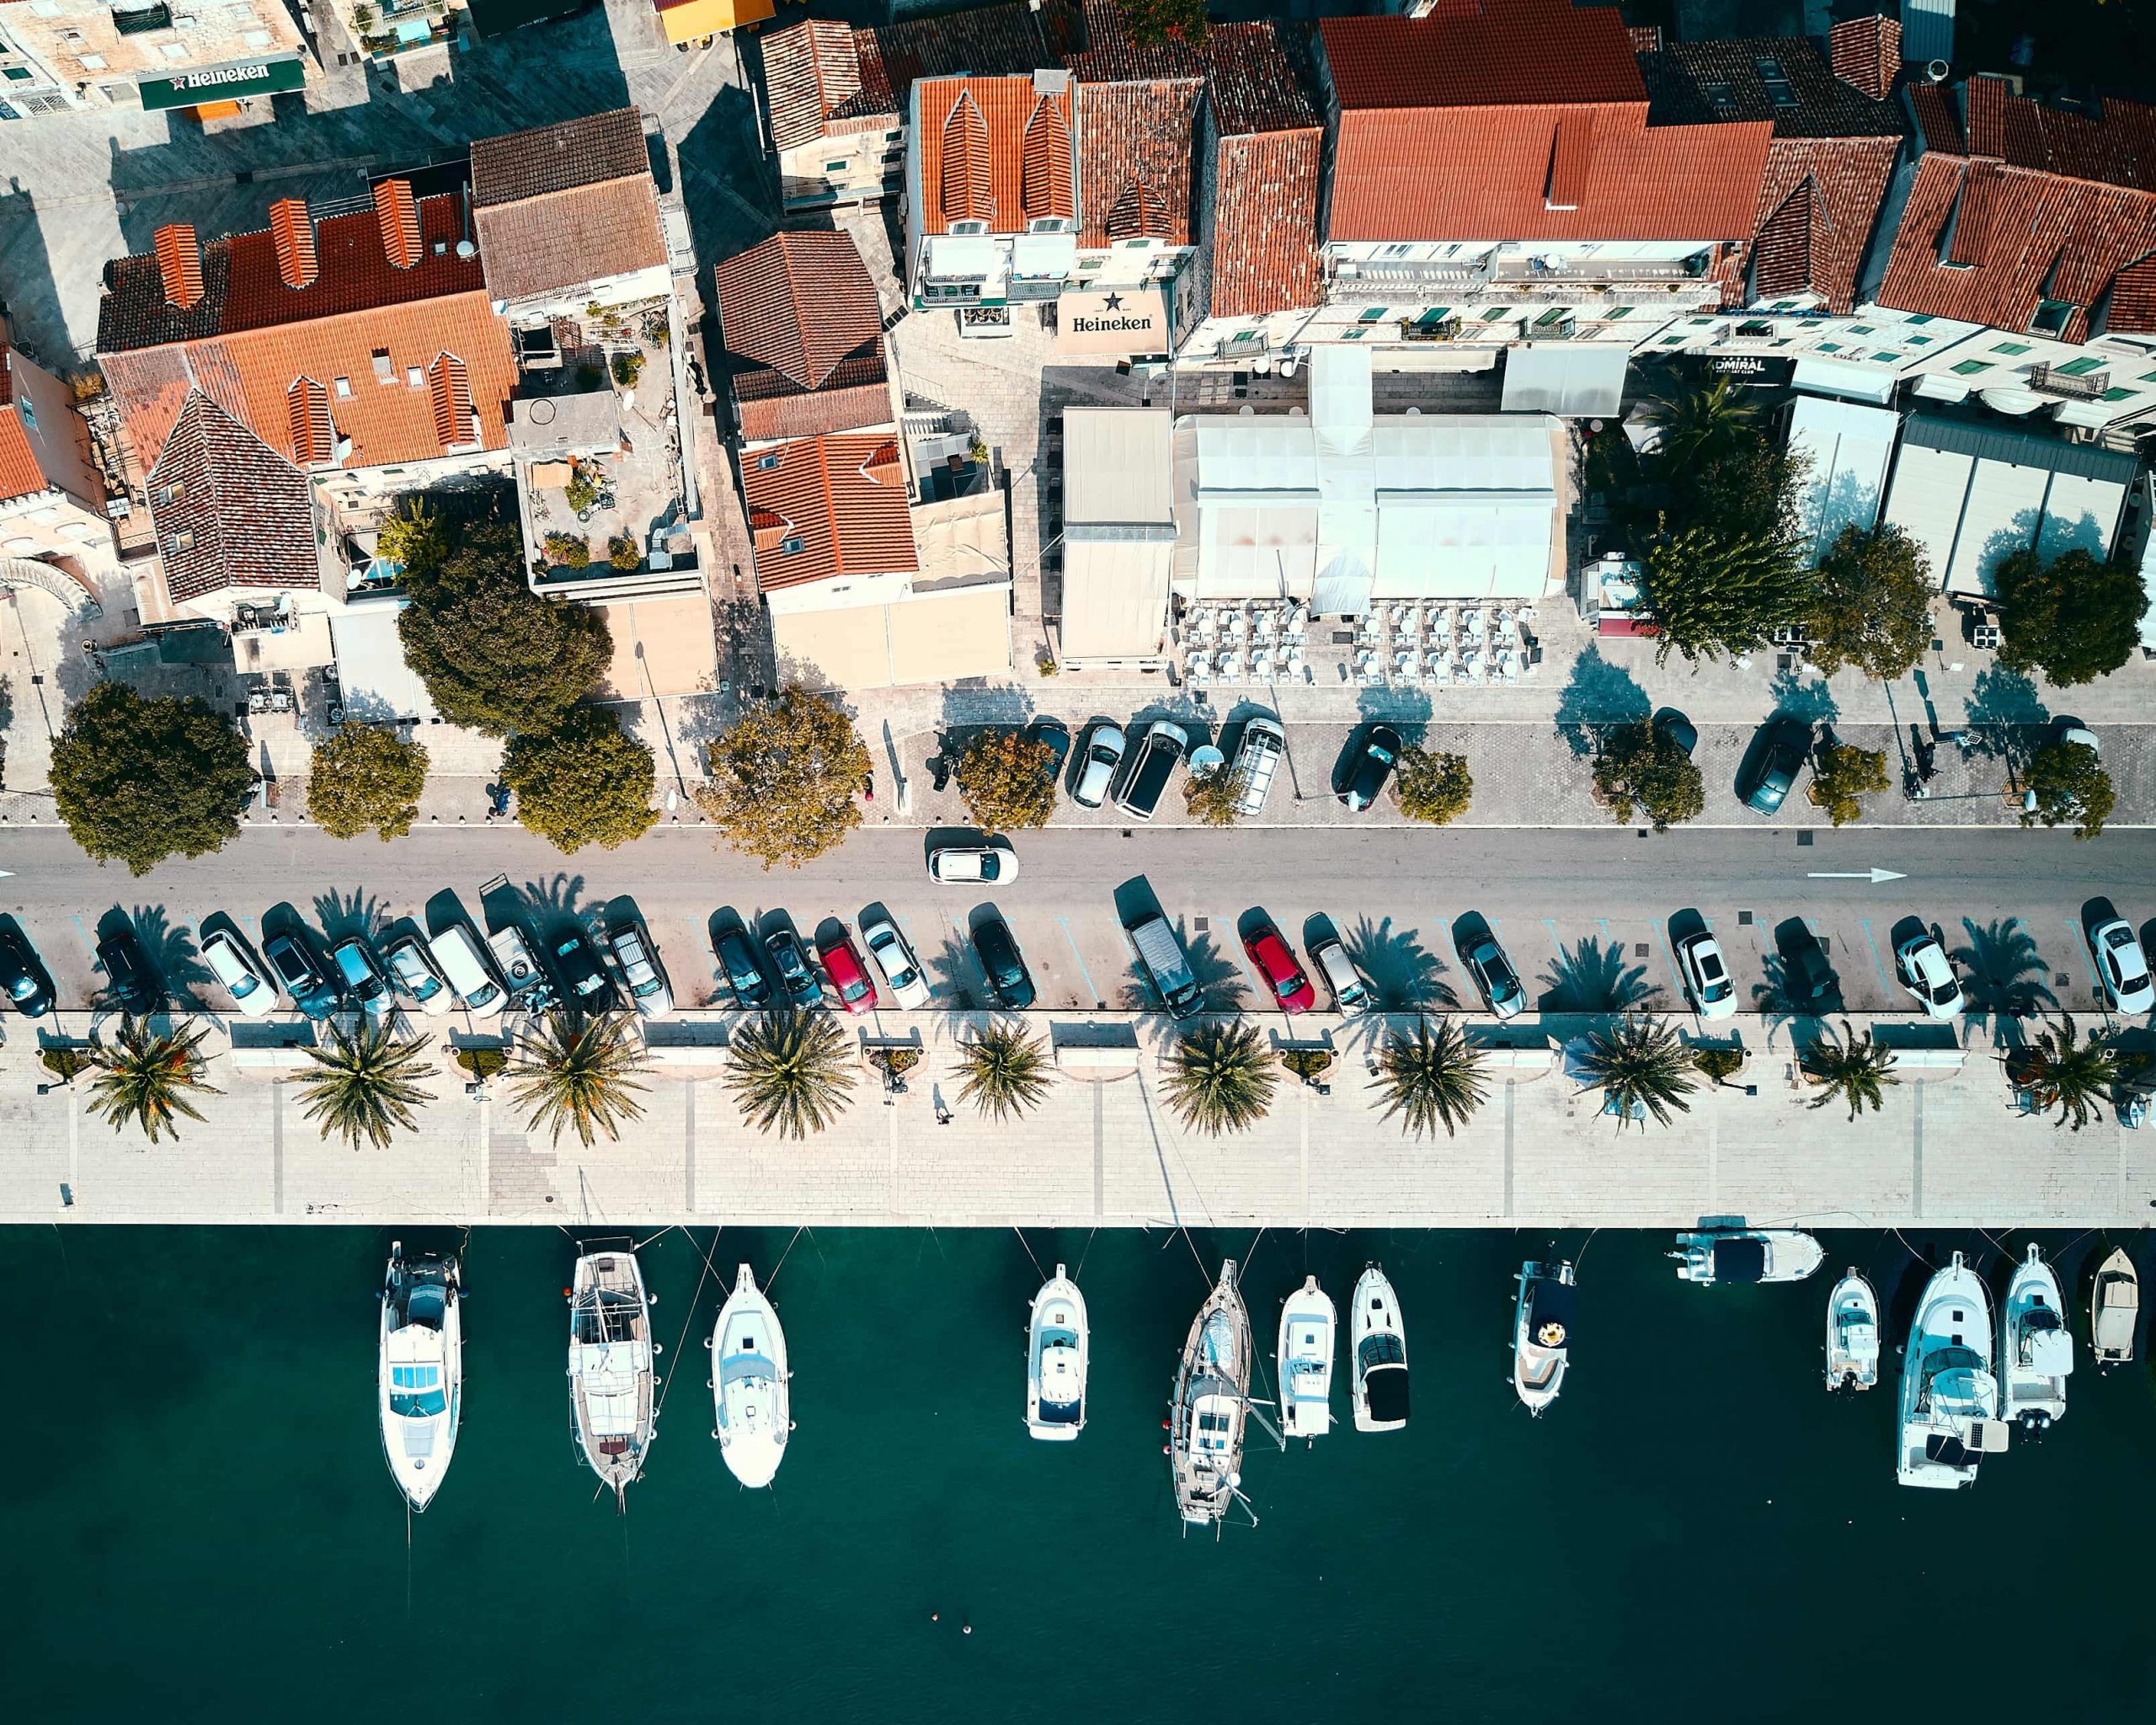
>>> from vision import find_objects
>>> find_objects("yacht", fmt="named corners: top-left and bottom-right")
top-left (2000, 1243), bottom-right (2072, 1434)
top-left (1169, 1260), bottom-right (1252, 1529)
top-left (568, 1244), bottom-right (657, 1509)
top-left (711, 1263), bottom-right (790, 1487)
top-left (1824, 1268), bottom-right (1881, 1392)
top-left (1350, 1264), bottom-right (1409, 1434)
top-left (1512, 1260), bottom-right (1576, 1416)
top-left (1277, 1275), bottom-right (1337, 1441)
top-left (1025, 1264), bottom-right (1088, 1441)
top-left (1671, 1226), bottom-right (1824, 1286)
top-left (1897, 1250), bottom-right (2008, 1489)
top-left (2091, 1248), bottom-right (2138, 1370)
top-left (378, 1242), bottom-right (462, 1512)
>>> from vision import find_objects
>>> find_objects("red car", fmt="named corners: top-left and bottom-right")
top-left (1242, 918), bottom-right (1314, 1014)
top-left (817, 930), bottom-right (878, 1015)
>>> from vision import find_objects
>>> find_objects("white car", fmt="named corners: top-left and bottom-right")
top-left (862, 917), bottom-right (931, 1010)
top-left (384, 935), bottom-right (454, 1017)
top-left (2090, 917), bottom-right (2154, 1015)
top-left (1896, 932), bottom-right (1965, 1020)
top-left (201, 927), bottom-right (279, 1018)
top-left (1072, 724), bottom-right (1125, 809)
top-left (606, 922), bottom-right (675, 1018)
top-left (928, 841), bottom-right (1018, 884)
top-left (1675, 930), bottom-right (1737, 1022)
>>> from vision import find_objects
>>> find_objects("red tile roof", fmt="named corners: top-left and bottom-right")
top-left (0, 406), bottom-right (43, 505)
top-left (1074, 79), bottom-right (1198, 246)
top-left (1958, 76), bottom-right (2156, 188)
top-left (1725, 135), bottom-right (1900, 312)
top-left (145, 390), bottom-right (317, 601)
top-left (916, 75), bottom-right (1073, 236)
top-left (733, 354), bottom-right (893, 445)
top-left (470, 108), bottom-right (653, 206)
top-left (1828, 14), bottom-right (1899, 104)
top-left (1908, 83), bottom-right (1962, 154)
top-left (1200, 24), bottom-right (1323, 322)
top-left (473, 177), bottom-right (667, 304)
top-left (740, 433), bottom-right (919, 592)
top-left (1204, 20), bottom-right (1318, 139)
top-left (760, 19), bottom-right (864, 152)
top-left (1320, 2), bottom-right (1645, 111)
top-left (715, 230), bottom-right (883, 390)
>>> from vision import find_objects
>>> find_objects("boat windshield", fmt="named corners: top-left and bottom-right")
top-left (390, 1362), bottom-right (446, 1418)
top-left (1039, 1325), bottom-right (1080, 1351)
top-left (1038, 1396), bottom-right (1081, 1424)
top-left (1359, 1332), bottom-right (1405, 1369)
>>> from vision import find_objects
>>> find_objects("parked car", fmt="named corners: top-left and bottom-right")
top-left (2024, 724), bottom-right (2100, 814)
top-left (1072, 723), bottom-right (1126, 809)
top-left (1022, 718), bottom-right (1072, 791)
top-left (265, 929), bottom-right (341, 1021)
top-left (1127, 912), bottom-right (1203, 1020)
top-left (1740, 717), bottom-right (1812, 816)
top-left (1675, 930), bottom-right (1737, 1022)
top-left (425, 923), bottom-right (506, 1019)
top-left (1308, 932), bottom-right (1371, 1013)
top-left (487, 922), bottom-right (558, 1014)
top-left (0, 927), bottom-right (53, 1017)
top-left (95, 927), bottom-right (163, 1015)
top-left (1114, 720), bottom-right (1188, 820)
top-left (764, 927), bottom-right (822, 1009)
top-left (1232, 716), bottom-right (1287, 818)
top-left (328, 935), bottom-right (392, 1023)
top-left (1339, 725), bottom-right (1401, 813)
top-left (713, 923), bottom-right (772, 1011)
top-left (552, 930), bottom-right (617, 1013)
top-left (929, 841), bottom-right (1019, 884)
top-left (384, 935), bottom-right (454, 1017)
top-left (606, 920), bottom-right (674, 1018)
top-left (1896, 930), bottom-right (1965, 1020)
top-left (1242, 917), bottom-right (1314, 1014)
top-left (1652, 708), bottom-right (1699, 759)
top-left (1462, 932), bottom-right (1526, 1020)
top-left (862, 916), bottom-right (931, 1010)
top-left (816, 928), bottom-right (878, 1016)
top-left (2089, 918), bottom-right (2154, 1015)
top-left (1785, 932), bottom-right (1838, 1009)
top-left (201, 927), bottom-right (276, 1019)
top-left (972, 913), bottom-right (1035, 1010)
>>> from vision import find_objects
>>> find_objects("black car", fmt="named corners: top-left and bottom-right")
top-left (96, 927), bottom-right (163, 1014)
top-left (552, 930), bottom-right (618, 1013)
top-left (764, 927), bottom-right (822, 1007)
top-left (1022, 718), bottom-right (1072, 791)
top-left (1787, 934), bottom-right (1838, 1007)
top-left (713, 922), bottom-right (771, 1010)
top-left (1340, 724), bottom-right (1402, 812)
top-left (264, 929), bottom-right (341, 1020)
top-left (0, 927), bottom-right (53, 1017)
top-left (1652, 707), bottom-right (1698, 758)
top-left (1741, 717), bottom-right (1812, 816)
top-left (972, 914), bottom-right (1036, 1009)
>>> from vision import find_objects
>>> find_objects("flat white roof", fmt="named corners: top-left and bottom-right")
top-left (329, 601), bottom-right (437, 724)
top-left (1787, 394), bottom-right (1897, 562)
top-left (1063, 408), bottom-right (1174, 526)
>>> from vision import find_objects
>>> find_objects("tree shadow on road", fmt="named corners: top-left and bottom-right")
top-left (129, 905), bottom-right (212, 1008)
top-left (1113, 929), bottom-right (1251, 1021)
top-left (1949, 915), bottom-right (2056, 1049)
top-left (1341, 916), bottom-right (1456, 1010)
top-left (1552, 644), bottom-right (1650, 758)
top-left (926, 932), bottom-right (982, 1010)
top-left (311, 889), bottom-right (386, 946)
top-left (1963, 665), bottom-right (2051, 771)
top-left (1537, 934), bottom-right (1665, 1013)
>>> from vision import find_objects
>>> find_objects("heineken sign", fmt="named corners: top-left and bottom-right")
top-left (138, 56), bottom-right (304, 109)
top-left (1056, 286), bottom-right (1171, 355)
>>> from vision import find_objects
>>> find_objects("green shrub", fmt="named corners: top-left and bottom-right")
top-left (1694, 1047), bottom-right (1744, 1083)
top-left (542, 531), bottom-right (590, 569)
top-left (1396, 747), bottom-right (1473, 825)
top-left (563, 470), bottom-right (600, 513)
top-left (40, 1047), bottom-right (89, 1084)
top-left (611, 351), bottom-right (644, 388)
top-left (454, 1047), bottom-right (507, 1081)
top-left (608, 534), bottom-right (640, 571)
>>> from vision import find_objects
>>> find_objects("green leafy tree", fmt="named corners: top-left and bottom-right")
top-left (1182, 760), bottom-right (1246, 828)
top-left (1800, 1022), bottom-right (1899, 1121)
top-left (1373, 1017), bottom-right (1489, 1139)
top-left (2004, 1016), bottom-right (2120, 1132)
top-left (1120, 0), bottom-right (1208, 48)
top-left (307, 724), bottom-right (429, 841)
top-left (86, 1016), bottom-right (220, 1145)
top-left (1160, 1019), bottom-right (1277, 1135)
top-left (1996, 547), bottom-right (2146, 687)
top-left (293, 1023), bottom-right (438, 1150)
top-left (2020, 738), bottom-right (2114, 839)
top-left (1574, 1014), bottom-right (1698, 1131)
top-left (50, 683), bottom-right (253, 875)
top-left (954, 1023), bottom-right (1052, 1121)
top-left (508, 1013), bottom-right (651, 1148)
top-left (1591, 719), bottom-right (1705, 830)
top-left (1677, 430), bottom-right (1806, 546)
top-left (376, 496), bottom-right (449, 577)
top-left (1644, 524), bottom-right (1815, 665)
top-left (697, 687), bottom-right (871, 870)
top-left (1645, 374), bottom-right (1760, 468)
top-left (1396, 747), bottom-right (1473, 825)
top-left (955, 729), bottom-right (1058, 831)
top-left (500, 707), bottom-right (658, 853)
top-left (724, 1007), bottom-right (856, 1140)
top-left (1808, 740), bottom-right (1889, 828)
top-left (1809, 523), bottom-right (1935, 681)
top-left (1694, 1047), bottom-right (1745, 1085)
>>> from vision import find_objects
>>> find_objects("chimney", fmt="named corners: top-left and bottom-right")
top-left (374, 178), bottom-right (422, 270)
top-left (749, 510), bottom-right (791, 553)
top-left (1829, 14), bottom-right (1901, 103)
top-left (270, 198), bottom-right (318, 290)
top-left (152, 224), bottom-right (204, 311)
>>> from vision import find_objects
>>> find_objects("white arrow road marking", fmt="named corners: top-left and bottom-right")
top-left (1806, 868), bottom-right (1907, 884)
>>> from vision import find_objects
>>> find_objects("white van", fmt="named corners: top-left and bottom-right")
top-left (426, 922), bottom-right (506, 1018)
top-left (1232, 716), bottom-right (1286, 817)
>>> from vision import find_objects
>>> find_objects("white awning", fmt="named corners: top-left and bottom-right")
top-left (1011, 231), bottom-right (1076, 280)
top-left (1501, 344), bottom-right (1629, 417)
top-left (1792, 356), bottom-right (1897, 405)
top-left (329, 601), bottom-right (437, 724)
top-left (1786, 394), bottom-right (1898, 561)
top-left (1059, 536), bottom-right (1171, 662)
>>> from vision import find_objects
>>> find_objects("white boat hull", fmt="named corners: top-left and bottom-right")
top-left (1027, 1266), bottom-right (1088, 1441)
top-left (2092, 1247), bottom-right (2139, 1367)
top-left (1278, 1275), bottom-right (1336, 1440)
top-left (712, 1264), bottom-right (789, 1487)
top-left (1673, 1228), bottom-right (1824, 1285)
top-left (1513, 1261), bottom-right (1575, 1415)
top-left (1897, 1252), bottom-right (2004, 1490)
top-left (1170, 1261), bottom-right (1251, 1527)
top-left (379, 1244), bottom-right (462, 1513)
top-left (1824, 1269), bottom-right (1881, 1392)
top-left (2000, 1245), bottom-right (2071, 1434)
top-left (1350, 1266), bottom-right (1409, 1434)
top-left (569, 1246), bottom-right (656, 1506)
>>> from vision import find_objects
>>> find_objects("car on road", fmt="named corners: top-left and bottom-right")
top-left (1339, 725), bottom-right (1401, 813)
top-left (96, 927), bottom-right (163, 1016)
top-left (1740, 717), bottom-right (1812, 816)
top-left (816, 928), bottom-right (878, 1016)
top-left (713, 924), bottom-right (772, 1011)
top-left (1022, 718), bottom-right (1072, 791)
top-left (606, 920), bottom-right (674, 1018)
top-left (1785, 932), bottom-right (1838, 1009)
top-left (1242, 917), bottom-right (1314, 1014)
top-left (1231, 716), bottom-right (1287, 818)
top-left (552, 929), bottom-right (617, 1014)
top-left (1072, 723), bottom-right (1126, 809)
top-left (972, 914), bottom-right (1035, 1009)
top-left (1896, 930), bottom-right (1965, 1020)
top-left (1308, 931), bottom-right (1371, 1013)
top-left (1675, 930), bottom-right (1737, 1021)
top-left (328, 935), bottom-right (392, 1023)
top-left (425, 923), bottom-right (506, 1019)
top-left (0, 927), bottom-right (53, 1017)
top-left (1652, 708), bottom-right (1698, 758)
top-left (202, 927), bottom-right (276, 1018)
top-left (2089, 918), bottom-right (2154, 1015)
top-left (383, 935), bottom-right (454, 1017)
top-left (1462, 932), bottom-right (1526, 1021)
top-left (929, 841), bottom-right (1018, 884)
top-left (266, 930), bottom-right (341, 1021)
top-left (862, 916), bottom-right (931, 1010)
top-left (764, 927), bottom-right (822, 1009)
top-left (1113, 720), bottom-right (1188, 820)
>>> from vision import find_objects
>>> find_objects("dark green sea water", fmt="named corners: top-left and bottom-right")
top-left (8, 1224), bottom-right (2156, 1721)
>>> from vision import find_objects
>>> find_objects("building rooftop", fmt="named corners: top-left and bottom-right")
top-left (1738, 136), bottom-right (1901, 311)
top-left (1320, 2), bottom-right (1643, 111)
top-left (1639, 35), bottom-right (1904, 140)
top-left (144, 391), bottom-right (318, 602)
top-left (470, 108), bottom-right (654, 206)
top-left (741, 432), bottom-right (919, 592)
top-left (915, 73), bottom-right (1074, 238)
top-left (714, 231), bottom-right (883, 390)
top-left (1075, 77), bottom-right (1200, 247)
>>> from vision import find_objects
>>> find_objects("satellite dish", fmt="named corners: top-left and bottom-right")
top-left (1925, 60), bottom-right (1950, 83)
top-left (1251, 354), bottom-right (1272, 375)
top-left (455, 238), bottom-right (477, 259)
top-left (1279, 354), bottom-right (1299, 377)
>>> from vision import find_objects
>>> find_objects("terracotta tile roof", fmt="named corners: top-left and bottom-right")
top-left (0, 407), bottom-right (43, 505)
top-left (1074, 77), bottom-right (1199, 246)
top-left (1908, 83), bottom-right (1962, 154)
top-left (916, 74), bottom-right (1072, 235)
top-left (715, 231), bottom-right (883, 390)
top-left (1639, 35), bottom-right (1904, 139)
top-left (473, 176), bottom-right (667, 303)
top-left (2114, 254), bottom-right (2156, 333)
top-left (1022, 92), bottom-right (1075, 222)
top-left (1956, 76), bottom-right (2156, 189)
top-left (469, 108), bottom-right (652, 207)
top-left (1064, 0), bottom-right (1204, 81)
top-left (1320, 3), bottom-right (1645, 111)
top-left (144, 391), bottom-right (317, 601)
top-left (1207, 126), bottom-right (1323, 319)
top-left (739, 432), bottom-right (919, 592)
top-left (821, 1), bottom-right (1079, 131)
top-left (1203, 20), bottom-right (1318, 138)
top-left (733, 350), bottom-right (892, 444)
top-left (1828, 14), bottom-right (1899, 104)
top-left (1718, 135), bottom-right (1900, 311)
top-left (761, 19), bottom-right (863, 152)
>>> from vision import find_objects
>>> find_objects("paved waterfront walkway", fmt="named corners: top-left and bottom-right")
top-left (9, 1009), bottom-right (2148, 1229)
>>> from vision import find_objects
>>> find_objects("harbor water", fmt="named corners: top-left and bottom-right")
top-left (8, 1223), bottom-right (2156, 1720)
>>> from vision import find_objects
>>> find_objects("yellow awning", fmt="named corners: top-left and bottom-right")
top-left (655, 0), bottom-right (771, 41)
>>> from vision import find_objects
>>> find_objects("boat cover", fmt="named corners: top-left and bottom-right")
top-left (2023, 1324), bottom-right (2073, 1376)
top-left (1364, 1363), bottom-right (1410, 1424)
top-left (1711, 1238), bottom-right (1768, 1283)
top-left (1526, 1279), bottom-right (1577, 1341)
top-left (2095, 1284), bottom-right (2137, 1352)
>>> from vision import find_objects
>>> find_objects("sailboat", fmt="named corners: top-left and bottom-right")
top-left (1671, 1226), bottom-right (1824, 1286)
top-left (1350, 1264), bottom-right (1409, 1433)
top-left (1823, 1268), bottom-right (1881, 1392)
top-left (378, 1241), bottom-right (462, 1512)
top-left (1169, 1259), bottom-right (1253, 1530)
top-left (2000, 1243), bottom-right (2072, 1434)
top-left (710, 1263), bottom-right (790, 1487)
top-left (1512, 1260), bottom-right (1576, 1415)
top-left (568, 1243), bottom-right (657, 1509)
top-left (1897, 1250), bottom-right (2008, 1489)
top-left (1277, 1275), bottom-right (1337, 1441)
top-left (1025, 1264), bottom-right (1088, 1441)
top-left (2092, 1248), bottom-right (2139, 1370)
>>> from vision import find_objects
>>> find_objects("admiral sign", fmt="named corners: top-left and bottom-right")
top-left (1706, 354), bottom-right (1793, 385)
top-left (1055, 286), bottom-right (1171, 356)
top-left (138, 55), bottom-right (304, 110)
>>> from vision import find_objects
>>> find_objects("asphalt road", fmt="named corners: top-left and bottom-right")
top-left (2, 820), bottom-right (2153, 1023)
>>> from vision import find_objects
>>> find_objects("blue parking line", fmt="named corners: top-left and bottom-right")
top-left (1056, 916), bottom-right (1102, 1007)
top-left (1648, 919), bottom-right (1685, 997)
top-left (68, 913), bottom-right (99, 962)
top-left (1858, 918), bottom-right (1895, 994)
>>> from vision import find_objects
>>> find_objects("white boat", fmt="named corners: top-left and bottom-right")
top-left (2092, 1248), bottom-right (2139, 1369)
top-left (1512, 1260), bottom-right (1576, 1415)
top-left (1897, 1250), bottom-right (2009, 1489)
top-left (568, 1244), bottom-right (656, 1508)
top-left (378, 1241), bottom-right (462, 1512)
top-left (1169, 1260), bottom-right (1252, 1529)
top-left (1025, 1263), bottom-right (1087, 1441)
top-left (1350, 1264), bottom-right (1409, 1434)
top-left (1824, 1268), bottom-right (1881, 1392)
top-left (1671, 1227), bottom-right (1824, 1286)
top-left (2000, 1243), bottom-right (2072, 1434)
top-left (1277, 1275), bottom-right (1337, 1441)
top-left (710, 1263), bottom-right (790, 1487)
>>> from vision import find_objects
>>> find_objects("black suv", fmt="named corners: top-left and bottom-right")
top-left (972, 914), bottom-right (1035, 1009)
top-left (96, 927), bottom-right (163, 1014)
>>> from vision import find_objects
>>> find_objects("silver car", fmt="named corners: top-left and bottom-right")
top-left (1072, 724), bottom-right (1126, 809)
top-left (202, 927), bottom-right (278, 1019)
top-left (606, 921), bottom-right (674, 1018)
top-left (862, 916), bottom-right (931, 1010)
top-left (384, 934), bottom-right (454, 1017)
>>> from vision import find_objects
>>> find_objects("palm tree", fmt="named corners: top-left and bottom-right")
top-left (292, 1022), bottom-right (438, 1150)
top-left (1374, 1017), bottom-right (1489, 1139)
top-left (1573, 1014), bottom-right (1698, 1131)
top-left (955, 1023), bottom-right (1051, 1122)
top-left (1800, 1021), bottom-right (1898, 1121)
top-left (1160, 1019), bottom-right (1277, 1135)
top-left (2004, 1015), bottom-right (2120, 1132)
top-left (86, 1015), bottom-right (221, 1145)
top-left (724, 1007), bottom-right (855, 1141)
top-left (508, 1012), bottom-right (650, 1148)
top-left (1646, 373), bottom-right (1758, 466)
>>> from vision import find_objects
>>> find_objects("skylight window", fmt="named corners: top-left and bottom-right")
top-left (1702, 78), bottom-right (1736, 110)
top-left (780, 536), bottom-right (805, 555)
top-left (1755, 58), bottom-right (1800, 108)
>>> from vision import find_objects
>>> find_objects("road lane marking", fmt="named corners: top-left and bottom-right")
top-left (1056, 916), bottom-right (1102, 1007)
top-left (2064, 919), bottom-right (2102, 1005)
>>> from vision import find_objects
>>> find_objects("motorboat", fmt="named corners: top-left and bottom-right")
top-left (2000, 1243), bottom-right (2072, 1434)
top-left (1025, 1264), bottom-right (1088, 1441)
top-left (568, 1244), bottom-right (657, 1508)
top-left (1169, 1260), bottom-right (1252, 1530)
top-left (1824, 1268), bottom-right (1881, 1392)
top-left (2091, 1248), bottom-right (2138, 1370)
top-left (378, 1241), bottom-right (462, 1512)
top-left (1512, 1260), bottom-right (1576, 1415)
top-left (1897, 1250), bottom-right (2008, 1489)
top-left (1277, 1275), bottom-right (1337, 1441)
top-left (1350, 1265), bottom-right (1409, 1434)
top-left (710, 1263), bottom-right (790, 1487)
top-left (1671, 1226), bottom-right (1824, 1286)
